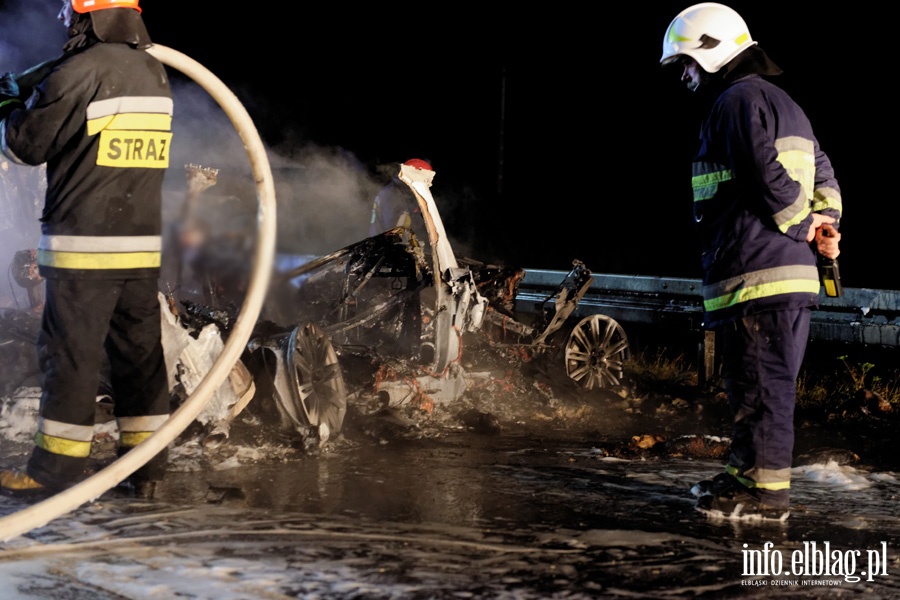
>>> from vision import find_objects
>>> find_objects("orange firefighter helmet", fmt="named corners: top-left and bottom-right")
top-left (71, 0), bottom-right (141, 13)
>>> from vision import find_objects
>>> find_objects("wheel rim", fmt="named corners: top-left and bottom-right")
top-left (287, 321), bottom-right (347, 434)
top-left (564, 314), bottom-right (630, 390)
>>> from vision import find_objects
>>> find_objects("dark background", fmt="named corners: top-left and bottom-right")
top-left (1, 1), bottom-right (892, 290)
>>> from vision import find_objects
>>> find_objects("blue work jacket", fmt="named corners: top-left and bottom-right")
top-left (691, 73), bottom-right (842, 327)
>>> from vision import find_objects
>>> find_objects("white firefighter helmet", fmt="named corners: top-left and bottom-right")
top-left (660, 3), bottom-right (756, 73)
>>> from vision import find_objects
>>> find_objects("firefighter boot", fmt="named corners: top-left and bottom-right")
top-left (695, 484), bottom-right (790, 521)
top-left (114, 446), bottom-right (168, 499)
top-left (0, 468), bottom-right (52, 500)
top-left (691, 472), bottom-right (740, 498)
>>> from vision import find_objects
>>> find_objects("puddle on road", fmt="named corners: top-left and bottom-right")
top-left (100, 430), bottom-right (898, 598)
top-left (2, 413), bottom-right (899, 598)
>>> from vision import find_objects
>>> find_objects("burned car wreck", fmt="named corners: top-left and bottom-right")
top-left (0, 161), bottom-right (632, 452)
top-left (167, 162), bottom-right (633, 448)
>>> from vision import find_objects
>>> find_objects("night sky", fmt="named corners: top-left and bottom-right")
top-left (1, 1), bottom-right (893, 290)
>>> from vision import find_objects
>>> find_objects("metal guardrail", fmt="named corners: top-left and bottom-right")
top-left (514, 269), bottom-right (900, 384)
top-left (516, 269), bottom-right (900, 346)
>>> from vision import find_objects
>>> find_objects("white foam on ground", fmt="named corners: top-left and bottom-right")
top-left (793, 460), bottom-right (873, 491)
top-left (0, 387), bottom-right (40, 444)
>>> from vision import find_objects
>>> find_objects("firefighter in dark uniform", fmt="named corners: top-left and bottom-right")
top-left (659, 3), bottom-right (842, 518)
top-left (0, 0), bottom-right (172, 497)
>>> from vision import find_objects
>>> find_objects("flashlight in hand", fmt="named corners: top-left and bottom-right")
top-left (816, 226), bottom-right (842, 298)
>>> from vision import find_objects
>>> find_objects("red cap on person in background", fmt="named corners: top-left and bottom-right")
top-left (403, 158), bottom-right (432, 171)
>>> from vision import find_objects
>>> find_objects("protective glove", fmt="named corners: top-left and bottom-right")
top-left (0, 56), bottom-right (64, 121)
top-left (0, 72), bottom-right (24, 121)
top-left (0, 72), bottom-right (19, 99)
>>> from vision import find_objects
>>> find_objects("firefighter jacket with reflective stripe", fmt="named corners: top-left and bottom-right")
top-left (691, 73), bottom-right (842, 327)
top-left (1, 42), bottom-right (172, 280)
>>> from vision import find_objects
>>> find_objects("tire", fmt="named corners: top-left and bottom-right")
top-left (286, 321), bottom-right (348, 438)
top-left (564, 314), bottom-right (630, 390)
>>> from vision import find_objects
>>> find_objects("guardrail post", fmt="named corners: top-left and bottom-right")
top-left (699, 329), bottom-right (717, 388)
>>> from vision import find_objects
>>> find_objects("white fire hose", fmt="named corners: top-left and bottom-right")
top-left (0, 44), bottom-right (277, 542)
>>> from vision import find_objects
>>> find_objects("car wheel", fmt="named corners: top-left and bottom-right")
top-left (564, 314), bottom-right (630, 390)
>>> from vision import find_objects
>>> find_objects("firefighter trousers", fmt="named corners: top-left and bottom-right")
top-left (719, 307), bottom-right (811, 508)
top-left (27, 277), bottom-right (170, 490)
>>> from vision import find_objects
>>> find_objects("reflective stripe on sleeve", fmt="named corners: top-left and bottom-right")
top-left (812, 186), bottom-right (842, 214)
top-left (773, 136), bottom-right (817, 233)
top-left (771, 189), bottom-right (811, 234)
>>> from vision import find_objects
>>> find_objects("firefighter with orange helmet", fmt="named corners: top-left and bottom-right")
top-left (0, 0), bottom-right (172, 497)
top-left (660, 3), bottom-right (842, 519)
top-left (369, 158), bottom-right (434, 241)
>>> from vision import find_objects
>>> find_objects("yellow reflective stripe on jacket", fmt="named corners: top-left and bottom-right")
top-left (86, 96), bottom-right (173, 169)
top-left (86, 96), bottom-right (174, 125)
top-left (37, 234), bottom-right (162, 270)
top-left (775, 136), bottom-right (815, 199)
top-left (771, 189), bottom-right (810, 233)
top-left (40, 234), bottom-right (162, 252)
top-left (691, 163), bottom-right (733, 202)
top-left (773, 136), bottom-right (815, 233)
top-left (35, 432), bottom-right (92, 458)
top-left (37, 250), bottom-right (160, 270)
top-left (703, 265), bottom-right (820, 312)
top-left (812, 186), bottom-right (842, 213)
top-left (87, 113), bottom-right (172, 135)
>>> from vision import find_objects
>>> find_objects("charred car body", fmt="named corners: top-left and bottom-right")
top-left (168, 162), bottom-right (632, 447)
top-left (0, 162), bottom-right (632, 449)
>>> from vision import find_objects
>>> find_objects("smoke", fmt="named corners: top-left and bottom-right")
top-left (161, 83), bottom-right (383, 309)
top-left (0, 0), bottom-right (62, 308)
top-left (161, 59), bottom-right (383, 260)
top-left (0, 0), bottom-right (384, 309)
top-left (0, 0), bottom-right (64, 72)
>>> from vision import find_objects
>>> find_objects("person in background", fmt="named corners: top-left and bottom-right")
top-left (0, 0), bottom-right (173, 498)
top-left (659, 3), bottom-right (842, 519)
top-left (369, 158), bottom-right (434, 242)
